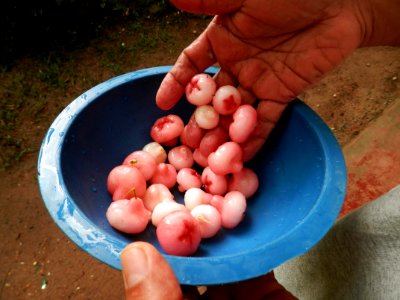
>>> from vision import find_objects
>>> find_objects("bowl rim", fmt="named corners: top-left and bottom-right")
top-left (37, 66), bottom-right (346, 285)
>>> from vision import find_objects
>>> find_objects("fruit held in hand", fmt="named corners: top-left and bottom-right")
top-left (185, 73), bottom-right (217, 106)
top-left (212, 85), bottom-right (241, 115)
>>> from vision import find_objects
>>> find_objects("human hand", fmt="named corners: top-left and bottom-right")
top-left (155, 0), bottom-right (375, 159)
top-left (121, 242), bottom-right (296, 300)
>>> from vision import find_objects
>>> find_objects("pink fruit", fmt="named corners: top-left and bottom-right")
top-left (156, 210), bottom-right (202, 256)
top-left (201, 166), bottom-right (228, 196)
top-left (185, 73), bottom-right (217, 106)
top-left (184, 187), bottom-right (213, 211)
top-left (194, 105), bottom-right (219, 130)
top-left (168, 145), bottom-right (194, 171)
top-left (199, 126), bottom-right (229, 157)
top-left (142, 142), bottom-right (167, 164)
top-left (212, 85), bottom-right (241, 115)
top-left (176, 168), bottom-right (202, 192)
top-left (123, 150), bottom-right (157, 180)
top-left (228, 168), bottom-right (259, 198)
top-left (208, 141), bottom-right (243, 176)
top-left (192, 148), bottom-right (209, 168)
top-left (143, 183), bottom-right (174, 211)
top-left (229, 104), bottom-right (258, 143)
top-left (211, 191), bottom-right (247, 229)
top-left (150, 114), bottom-right (184, 144)
top-left (191, 204), bottom-right (221, 238)
top-left (150, 163), bottom-right (177, 189)
top-left (151, 201), bottom-right (187, 227)
top-left (107, 165), bottom-right (147, 200)
top-left (180, 115), bottom-right (205, 149)
top-left (106, 198), bottom-right (150, 234)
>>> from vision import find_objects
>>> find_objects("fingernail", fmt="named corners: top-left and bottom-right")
top-left (121, 246), bottom-right (149, 289)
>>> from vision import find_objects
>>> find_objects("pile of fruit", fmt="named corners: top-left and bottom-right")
top-left (106, 73), bottom-right (260, 256)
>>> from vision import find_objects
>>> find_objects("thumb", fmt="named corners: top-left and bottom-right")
top-left (121, 242), bottom-right (183, 300)
top-left (169, 0), bottom-right (243, 15)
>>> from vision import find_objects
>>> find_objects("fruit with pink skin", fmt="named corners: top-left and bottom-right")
top-left (192, 148), bottom-right (209, 168)
top-left (191, 204), bottom-right (221, 238)
top-left (150, 163), bottom-right (177, 189)
top-left (229, 104), bottom-right (258, 143)
top-left (151, 201), bottom-right (187, 227)
top-left (168, 145), bottom-right (194, 170)
top-left (201, 166), bottom-right (228, 196)
top-left (199, 126), bottom-right (229, 157)
top-left (156, 210), bottom-right (202, 256)
top-left (184, 187), bottom-right (213, 211)
top-left (150, 114), bottom-right (184, 144)
top-left (143, 183), bottom-right (174, 211)
top-left (106, 197), bottom-right (150, 234)
top-left (211, 191), bottom-right (247, 229)
top-left (194, 105), bottom-right (219, 130)
top-left (208, 141), bottom-right (243, 176)
top-left (180, 115), bottom-right (205, 149)
top-left (107, 165), bottom-right (147, 200)
top-left (228, 168), bottom-right (259, 198)
top-left (122, 150), bottom-right (157, 180)
top-left (142, 142), bottom-right (167, 164)
top-left (212, 85), bottom-right (241, 115)
top-left (185, 73), bottom-right (217, 106)
top-left (176, 168), bottom-right (202, 192)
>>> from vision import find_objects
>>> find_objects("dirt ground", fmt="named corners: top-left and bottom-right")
top-left (0, 14), bottom-right (399, 299)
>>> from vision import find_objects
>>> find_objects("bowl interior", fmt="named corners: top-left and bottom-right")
top-left (38, 66), bottom-right (346, 285)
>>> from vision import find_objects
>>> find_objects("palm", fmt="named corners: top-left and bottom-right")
top-left (199, 0), bottom-right (362, 102)
top-left (156, 0), bottom-right (363, 158)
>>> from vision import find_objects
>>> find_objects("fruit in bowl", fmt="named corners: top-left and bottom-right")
top-left (38, 66), bottom-right (346, 285)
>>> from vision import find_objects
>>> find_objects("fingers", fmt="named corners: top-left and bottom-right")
top-left (169, 0), bottom-right (243, 15)
top-left (213, 69), bottom-right (237, 87)
top-left (121, 242), bottom-right (183, 300)
top-left (156, 28), bottom-right (217, 110)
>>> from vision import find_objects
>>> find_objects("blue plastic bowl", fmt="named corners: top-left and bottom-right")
top-left (38, 66), bottom-right (346, 286)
